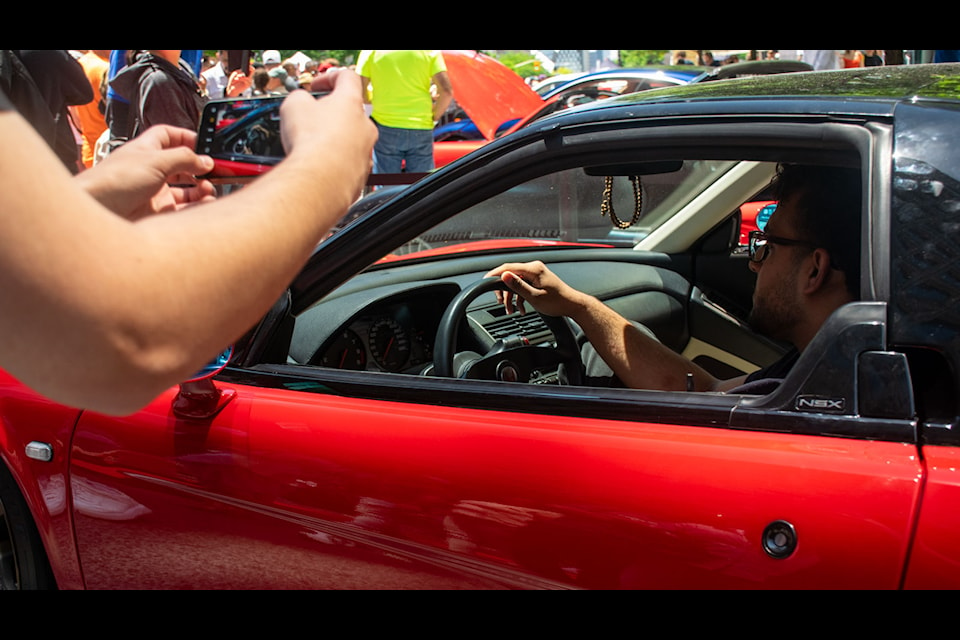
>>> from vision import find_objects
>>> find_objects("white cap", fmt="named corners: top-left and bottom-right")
top-left (262, 50), bottom-right (281, 65)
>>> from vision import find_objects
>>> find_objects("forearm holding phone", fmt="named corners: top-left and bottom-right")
top-left (0, 71), bottom-right (375, 415)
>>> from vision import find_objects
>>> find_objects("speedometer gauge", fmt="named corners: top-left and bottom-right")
top-left (318, 329), bottom-right (366, 370)
top-left (369, 317), bottom-right (410, 372)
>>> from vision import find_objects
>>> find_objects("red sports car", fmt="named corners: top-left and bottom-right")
top-left (4, 64), bottom-right (960, 589)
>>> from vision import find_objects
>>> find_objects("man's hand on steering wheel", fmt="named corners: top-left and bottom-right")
top-left (433, 275), bottom-right (582, 384)
top-left (485, 260), bottom-right (590, 320)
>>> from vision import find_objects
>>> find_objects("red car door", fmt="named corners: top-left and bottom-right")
top-left (903, 445), bottom-right (960, 589)
top-left (70, 378), bottom-right (922, 589)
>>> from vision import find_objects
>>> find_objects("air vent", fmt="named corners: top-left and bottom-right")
top-left (422, 229), bottom-right (562, 243)
top-left (484, 313), bottom-right (554, 345)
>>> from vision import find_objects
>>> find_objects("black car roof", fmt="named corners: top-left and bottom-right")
top-left (506, 63), bottom-right (960, 135)
top-left (606, 63), bottom-right (960, 106)
top-left (692, 59), bottom-right (815, 82)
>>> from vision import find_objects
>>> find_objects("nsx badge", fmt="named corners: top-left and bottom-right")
top-left (795, 395), bottom-right (846, 413)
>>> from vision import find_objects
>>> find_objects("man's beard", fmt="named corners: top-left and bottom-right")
top-left (748, 277), bottom-right (799, 343)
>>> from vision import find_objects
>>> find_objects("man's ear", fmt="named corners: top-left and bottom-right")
top-left (801, 248), bottom-right (832, 294)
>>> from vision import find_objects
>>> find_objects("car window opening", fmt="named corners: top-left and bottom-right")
top-left (290, 133), bottom-right (873, 409)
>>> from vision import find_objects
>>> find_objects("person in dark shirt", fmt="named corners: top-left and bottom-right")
top-left (1, 50), bottom-right (91, 172)
top-left (486, 163), bottom-right (861, 393)
top-left (109, 50), bottom-right (205, 137)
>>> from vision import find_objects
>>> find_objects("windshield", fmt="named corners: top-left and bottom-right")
top-left (382, 159), bottom-right (742, 260)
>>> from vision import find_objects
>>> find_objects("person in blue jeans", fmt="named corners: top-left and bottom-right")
top-left (356, 50), bottom-right (453, 174)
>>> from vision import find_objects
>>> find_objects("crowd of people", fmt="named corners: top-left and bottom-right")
top-left (20, 49), bottom-right (960, 177)
top-left (24, 49), bottom-right (447, 177)
top-left (93, 50), bottom-right (350, 168)
top-left (199, 49), bottom-right (344, 100)
top-left (691, 49), bottom-right (960, 69)
top-left (10, 49), bottom-right (960, 179)
top-left (0, 50), bottom-right (351, 174)
top-left (683, 50), bottom-right (887, 68)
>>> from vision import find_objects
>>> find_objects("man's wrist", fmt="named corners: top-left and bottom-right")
top-left (566, 291), bottom-right (603, 326)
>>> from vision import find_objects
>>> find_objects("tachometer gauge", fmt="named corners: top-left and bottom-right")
top-left (318, 329), bottom-right (366, 370)
top-left (369, 317), bottom-right (410, 372)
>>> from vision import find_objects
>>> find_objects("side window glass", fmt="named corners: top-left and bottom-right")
top-left (388, 160), bottom-right (743, 260)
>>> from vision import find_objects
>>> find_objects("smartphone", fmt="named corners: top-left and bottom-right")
top-left (196, 93), bottom-right (327, 178)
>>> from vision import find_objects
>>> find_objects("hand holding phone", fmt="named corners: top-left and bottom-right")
top-left (196, 70), bottom-right (374, 183)
top-left (196, 92), bottom-right (331, 178)
top-left (276, 73), bottom-right (376, 197)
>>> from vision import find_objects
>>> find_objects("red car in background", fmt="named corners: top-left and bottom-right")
top-left (434, 56), bottom-right (703, 169)
top-left (739, 200), bottom-right (776, 244)
top-left (433, 50), bottom-right (547, 168)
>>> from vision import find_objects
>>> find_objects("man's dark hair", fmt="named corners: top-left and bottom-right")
top-left (772, 163), bottom-right (862, 299)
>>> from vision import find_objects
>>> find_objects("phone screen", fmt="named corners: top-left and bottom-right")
top-left (196, 93), bottom-right (329, 178)
top-left (196, 95), bottom-right (287, 178)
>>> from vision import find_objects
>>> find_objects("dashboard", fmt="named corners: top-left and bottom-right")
top-left (286, 252), bottom-right (780, 383)
top-left (290, 278), bottom-right (558, 378)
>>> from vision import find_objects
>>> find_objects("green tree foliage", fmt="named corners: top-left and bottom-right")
top-left (483, 50), bottom-right (675, 79)
top-left (490, 51), bottom-right (543, 79)
top-left (619, 50), bottom-right (671, 66)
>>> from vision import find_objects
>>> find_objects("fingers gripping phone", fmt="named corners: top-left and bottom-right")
top-left (196, 93), bottom-right (327, 178)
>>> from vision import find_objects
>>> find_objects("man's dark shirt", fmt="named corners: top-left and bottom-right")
top-left (745, 347), bottom-right (799, 383)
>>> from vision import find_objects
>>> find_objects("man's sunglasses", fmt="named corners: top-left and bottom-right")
top-left (748, 230), bottom-right (818, 264)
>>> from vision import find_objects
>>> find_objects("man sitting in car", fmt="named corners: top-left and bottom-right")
top-left (486, 163), bottom-right (862, 392)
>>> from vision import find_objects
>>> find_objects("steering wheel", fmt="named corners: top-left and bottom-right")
top-left (433, 277), bottom-right (583, 385)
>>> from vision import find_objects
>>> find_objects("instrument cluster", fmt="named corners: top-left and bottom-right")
top-left (313, 292), bottom-right (451, 374)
